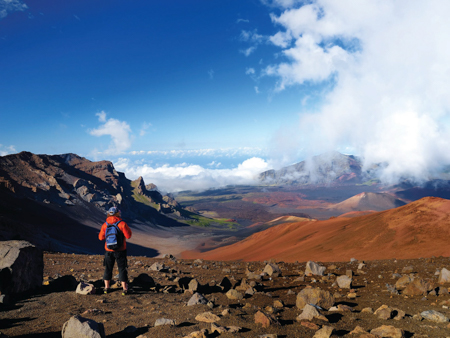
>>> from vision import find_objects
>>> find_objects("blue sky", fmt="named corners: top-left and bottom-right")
top-left (3, 0), bottom-right (450, 192)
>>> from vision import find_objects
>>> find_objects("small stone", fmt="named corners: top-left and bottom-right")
top-left (370, 325), bottom-right (405, 338)
top-left (361, 307), bottom-right (374, 314)
top-left (374, 305), bottom-right (394, 320)
top-left (420, 310), bottom-right (449, 323)
top-left (401, 266), bottom-right (414, 274)
top-left (226, 289), bottom-right (243, 300)
top-left (187, 293), bottom-right (208, 306)
top-left (154, 318), bottom-right (175, 327)
top-left (438, 268), bottom-right (450, 284)
top-left (254, 311), bottom-right (279, 328)
top-left (182, 329), bottom-right (208, 338)
top-left (195, 312), bottom-right (220, 323)
top-left (75, 282), bottom-right (95, 295)
top-left (336, 275), bottom-right (352, 289)
top-left (313, 325), bottom-right (334, 338)
top-left (305, 261), bottom-right (326, 276)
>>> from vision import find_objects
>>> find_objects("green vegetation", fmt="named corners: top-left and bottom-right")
top-left (132, 192), bottom-right (158, 209)
top-left (184, 214), bottom-right (239, 229)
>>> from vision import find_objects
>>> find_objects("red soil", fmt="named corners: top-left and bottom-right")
top-left (182, 197), bottom-right (450, 262)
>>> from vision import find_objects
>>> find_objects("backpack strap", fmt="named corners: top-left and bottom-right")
top-left (106, 220), bottom-right (123, 232)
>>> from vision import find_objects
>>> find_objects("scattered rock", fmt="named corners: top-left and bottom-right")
top-left (61, 315), bottom-right (105, 338)
top-left (182, 329), bottom-right (208, 338)
top-left (374, 305), bottom-right (394, 320)
top-left (187, 293), bottom-right (208, 306)
top-left (402, 277), bottom-right (433, 296)
top-left (154, 318), bottom-right (175, 327)
top-left (305, 261), bottom-right (326, 276)
top-left (149, 262), bottom-right (166, 272)
top-left (188, 278), bottom-right (201, 292)
top-left (395, 276), bottom-right (412, 290)
top-left (296, 286), bottom-right (335, 310)
top-left (420, 310), bottom-right (449, 323)
top-left (254, 310), bottom-right (279, 328)
top-left (370, 324), bottom-right (405, 338)
top-left (313, 325), bottom-right (334, 338)
top-left (226, 289), bottom-right (243, 300)
top-left (195, 312), bottom-right (220, 323)
top-left (361, 307), bottom-right (374, 314)
top-left (263, 263), bottom-right (281, 277)
top-left (296, 304), bottom-right (328, 321)
top-left (401, 266), bottom-right (414, 274)
top-left (438, 268), bottom-right (450, 284)
top-left (211, 323), bottom-right (241, 333)
top-left (336, 275), bottom-right (352, 289)
top-left (76, 282), bottom-right (95, 295)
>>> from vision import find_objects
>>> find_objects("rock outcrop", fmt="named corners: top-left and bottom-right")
top-left (0, 240), bottom-right (43, 295)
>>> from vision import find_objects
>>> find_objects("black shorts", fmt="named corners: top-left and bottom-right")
top-left (103, 250), bottom-right (128, 282)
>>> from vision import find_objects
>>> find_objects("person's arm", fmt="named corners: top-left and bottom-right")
top-left (121, 222), bottom-right (132, 239)
top-left (98, 223), bottom-right (106, 240)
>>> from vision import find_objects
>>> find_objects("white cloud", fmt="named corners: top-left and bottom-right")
top-left (240, 46), bottom-right (256, 57)
top-left (245, 67), bottom-right (255, 75)
top-left (262, 0), bottom-right (450, 183)
top-left (239, 29), bottom-right (265, 57)
top-left (0, 144), bottom-right (16, 156)
top-left (139, 122), bottom-right (152, 136)
top-left (208, 69), bottom-right (214, 79)
top-left (254, 86), bottom-right (260, 94)
top-left (114, 157), bottom-right (270, 193)
top-left (237, 18), bottom-right (250, 24)
top-left (90, 111), bottom-right (133, 155)
top-left (0, 0), bottom-right (27, 19)
top-left (96, 111), bottom-right (107, 122)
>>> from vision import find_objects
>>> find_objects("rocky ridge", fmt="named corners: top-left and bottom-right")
top-left (0, 151), bottom-right (198, 253)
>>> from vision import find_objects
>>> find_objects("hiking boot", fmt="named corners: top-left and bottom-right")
top-left (122, 289), bottom-right (132, 296)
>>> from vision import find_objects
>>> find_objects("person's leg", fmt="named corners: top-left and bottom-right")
top-left (103, 251), bottom-right (115, 291)
top-left (116, 250), bottom-right (128, 291)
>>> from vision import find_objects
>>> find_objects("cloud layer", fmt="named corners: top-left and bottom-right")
top-left (264, 0), bottom-right (450, 183)
top-left (114, 157), bottom-right (270, 193)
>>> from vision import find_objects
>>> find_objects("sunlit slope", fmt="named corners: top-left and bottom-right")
top-left (186, 197), bottom-right (450, 262)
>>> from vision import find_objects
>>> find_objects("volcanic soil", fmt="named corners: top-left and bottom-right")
top-left (2, 253), bottom-right (450, 337)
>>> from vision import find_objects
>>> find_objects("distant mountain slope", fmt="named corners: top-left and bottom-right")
top-left (186, 197), bottom-right (450, 262)
top-left (259, 152), bottom-right (375, 186)
top-left (0, 151), bottom-right (196, 254)
top-left (329, 192), bottom-right (406, 212)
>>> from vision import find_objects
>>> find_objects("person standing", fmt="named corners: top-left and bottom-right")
top-left (98, 206), bottom-right (132, 295)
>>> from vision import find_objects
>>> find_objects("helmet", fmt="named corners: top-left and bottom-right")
top-left (107, 206), bottom-right (120, 216)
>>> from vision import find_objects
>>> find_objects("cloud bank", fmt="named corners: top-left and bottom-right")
top-left (263, 0), bottom-right (450, 183)
top-left (114, 157), bottom-right (270, 193)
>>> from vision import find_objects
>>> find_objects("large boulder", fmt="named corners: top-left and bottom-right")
top-left (61, 315), bottom-right (105, 338)
top-left (0, 241), bottom-right (43, 295)
top-left (296, 286), bottom-right (335, 310)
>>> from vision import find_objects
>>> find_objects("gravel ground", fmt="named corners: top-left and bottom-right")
top-left (1, 253), bottom-right (450, 337)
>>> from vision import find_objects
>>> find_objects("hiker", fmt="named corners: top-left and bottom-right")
top-left (98, 206), bottom-right (132, 295)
